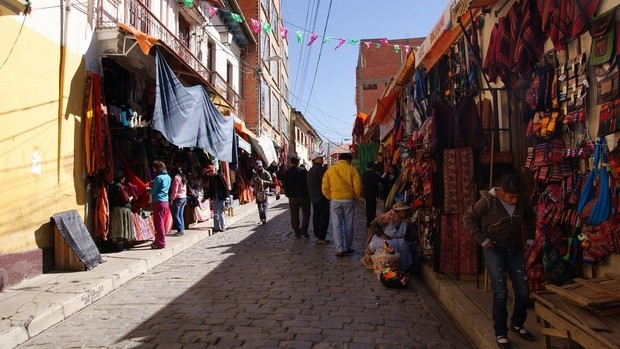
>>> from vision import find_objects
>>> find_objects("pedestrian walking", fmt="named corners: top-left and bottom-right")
top-left (362, 161), bottom-right (383, 227)
top-left (147, 160), bottom-right (171, 249)
top-left (169, 167), bottom-right (188, 236)
top-left (381, 164), bottom-right (399, 201)
top-left (321, 152), bottom-right (362, 257)
top-left (250, 160), bottom-right (273, 224)
top-left (204, 164), bottom-right (230, 232)
top-left (462, 173), bottom-right (536, 348)
top-left (283, 155), bottom-right (310, 238)
top-left (307, 151), bottom-right (330, 244)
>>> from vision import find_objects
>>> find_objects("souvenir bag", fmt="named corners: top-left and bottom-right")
top-left (582, 220), bottom-right (619, 264)
top-left (589, 139), bottom-right (611, 226)
top-left (542, 236), bottom-right (574, 285)
top-left (589, 7), bottom-right (617, 67)
top-left (577, 141), bottom-right (601, 221)
top-left (595, 61), bottom-right (619, 105)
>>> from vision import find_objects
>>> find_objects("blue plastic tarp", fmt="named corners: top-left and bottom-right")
top-left (152, 49), bottom-right (236, 163)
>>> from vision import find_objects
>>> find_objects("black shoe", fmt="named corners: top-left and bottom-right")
top-left (496, 336), bottom-right (510, 348)
top-left (301, 232), bottom-right (310, 238)
top-left (344, 248), bottom-right (355, 255)
top-left (511, 326), bottom-right (534, 342)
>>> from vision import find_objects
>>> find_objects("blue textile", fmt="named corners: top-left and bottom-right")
top-left (153, 49), bottom-right (236, 163)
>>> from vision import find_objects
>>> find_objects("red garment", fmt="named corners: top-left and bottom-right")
top-left (571, 0), bottom-right (601, 37)
top-left (514, 0), bottom-right (545, 79)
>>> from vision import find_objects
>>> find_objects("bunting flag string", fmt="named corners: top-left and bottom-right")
top-left (206, 5), bottom-right (411, 53)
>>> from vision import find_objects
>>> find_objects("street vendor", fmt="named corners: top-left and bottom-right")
top-left (361, 201), bottom-right (418, 273)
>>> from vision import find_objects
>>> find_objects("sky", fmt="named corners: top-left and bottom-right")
top-left (281, 0), bottom-right (448, 147)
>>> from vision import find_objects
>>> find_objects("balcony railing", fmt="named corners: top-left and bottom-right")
top-left (211, 71), bottom-right (245, 121)
top-left (95, 0), bottom-right (211, 98)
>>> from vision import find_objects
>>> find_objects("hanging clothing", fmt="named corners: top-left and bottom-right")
top-left (430, 96), bottom-right (485, 152)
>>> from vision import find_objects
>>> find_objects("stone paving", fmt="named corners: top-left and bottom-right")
top-left (15, 198), bottom-right (471, 349)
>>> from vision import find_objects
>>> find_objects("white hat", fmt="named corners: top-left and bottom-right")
top-left (310, 151), bottom-right (325, 161)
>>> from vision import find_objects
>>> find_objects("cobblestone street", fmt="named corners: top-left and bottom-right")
top-left (17, 198), bottom-right (470, 349)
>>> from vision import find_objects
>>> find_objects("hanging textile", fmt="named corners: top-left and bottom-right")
top-left (152, 49), bottom-right (237, 163)
top-left (357, 143), bottom-right (379, 175)
top-left (443, 148), bottom-right (476, 214)
top-left (440, 213), bottom-right (478, 274)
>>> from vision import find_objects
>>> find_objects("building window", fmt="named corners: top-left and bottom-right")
top-left (271, 94), bottom-right (279, 129)
top-left (178, 15), bottom-right (190, 48)
top-left (207, 39), bottom-right (215, 74)
top-left (226, 61), bottom-right (233, 87)
top-left (363, 83), bottom-right (377, 90)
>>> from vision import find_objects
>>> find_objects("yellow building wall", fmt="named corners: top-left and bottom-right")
top-left (0, 14), bottom-right (87, 255)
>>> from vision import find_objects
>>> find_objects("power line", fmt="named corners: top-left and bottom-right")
top-left (302, 0), bottom-right (333, 115)
top-left (0, 14), bottom-right (27, 73)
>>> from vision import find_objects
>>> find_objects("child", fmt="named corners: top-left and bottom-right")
top-left (462, 173), bottom-right (536, 348)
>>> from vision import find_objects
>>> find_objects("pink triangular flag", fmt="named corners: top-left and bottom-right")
top-left (250, 19), bottom-right (261, 33)
top-left (208, 5), bottom-right (217, 17)
top-left (380, 38), bottom-right (389, 45)
top-left (307, 33), bottom-right (318, 46)
top-left (404, 45), bottom-right (410, 54)
top-left (364, 41), bottom-right (372, 49)
top-left (335, 38), bottom-right (346, 50)
top-left (280, 26), bottom-right (288, 40)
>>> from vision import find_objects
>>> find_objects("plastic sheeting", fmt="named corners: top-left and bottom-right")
top-left (152, 48), bottom-right (237, 163)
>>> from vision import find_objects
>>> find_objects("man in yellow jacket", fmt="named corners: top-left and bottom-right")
top-left (321, 152), bottom-right (363, 257)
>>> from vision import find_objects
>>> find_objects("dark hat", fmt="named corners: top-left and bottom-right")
top-left (291, 155), bottom-right (300, 162)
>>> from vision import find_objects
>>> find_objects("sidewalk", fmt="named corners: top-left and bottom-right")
top-left (0, 202), bottom-right (258, 349)
top-left (0, 199), bottom-right (551, 349)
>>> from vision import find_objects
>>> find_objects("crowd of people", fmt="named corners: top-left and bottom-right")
top-left (108, 152), bottom-right (537, 345)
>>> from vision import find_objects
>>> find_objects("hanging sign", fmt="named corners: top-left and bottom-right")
top-left (415, 0), bottom-right (456, 68)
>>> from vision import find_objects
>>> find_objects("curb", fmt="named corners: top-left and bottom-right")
top-left (0, 204), bottom-right (257, 349)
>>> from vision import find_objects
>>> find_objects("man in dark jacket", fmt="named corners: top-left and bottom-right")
top-left (307, 151), bottom-right (330, 244)
top-left (283, 155), bottom-right (310, 238)
top-left (362, 161), bottom-right (383, 227)
top-left (204, 164), bottom-right (229, 232)
top-left (463, 174), bottom-right (536, 348)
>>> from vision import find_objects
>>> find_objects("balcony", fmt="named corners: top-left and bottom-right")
top-left (95, 0), bottom-right (212, 99)
top-left (211, 71), bottom-right (245, 121)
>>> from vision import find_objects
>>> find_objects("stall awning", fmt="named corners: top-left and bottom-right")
top-left (237, 135), bottom-right (251, 153)
top-left (368, 91), bottom-right (398, 128)
top-left (415, 0), bottom-right (493, 70)
top-left (415, 0), bottom-right (454, 69)
top-left (250, 134), bottom-right (279, 167)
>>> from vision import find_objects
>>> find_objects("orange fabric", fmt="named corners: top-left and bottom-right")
top-left (118, 23), bottom-right (159, 55)
top-left (85, 73), bottom-right (94, 174)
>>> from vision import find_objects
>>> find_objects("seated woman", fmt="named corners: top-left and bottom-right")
top-left (361, 201), bottom-right (417, 272)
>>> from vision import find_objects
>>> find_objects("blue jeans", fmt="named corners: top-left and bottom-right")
top-left (212, 198), bottom-right (226, 231)
top-left (257, 199), bottom-right (268, 222)
top-left (483, 246), bottom-right (530, 337)
top-left (171, 197), bottom-right (187, 233)
top-left (330, 200), bottom-right (355, 252)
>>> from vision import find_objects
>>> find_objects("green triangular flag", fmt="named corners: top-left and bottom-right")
top-left (230, 13), bottom-right (243, 23)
